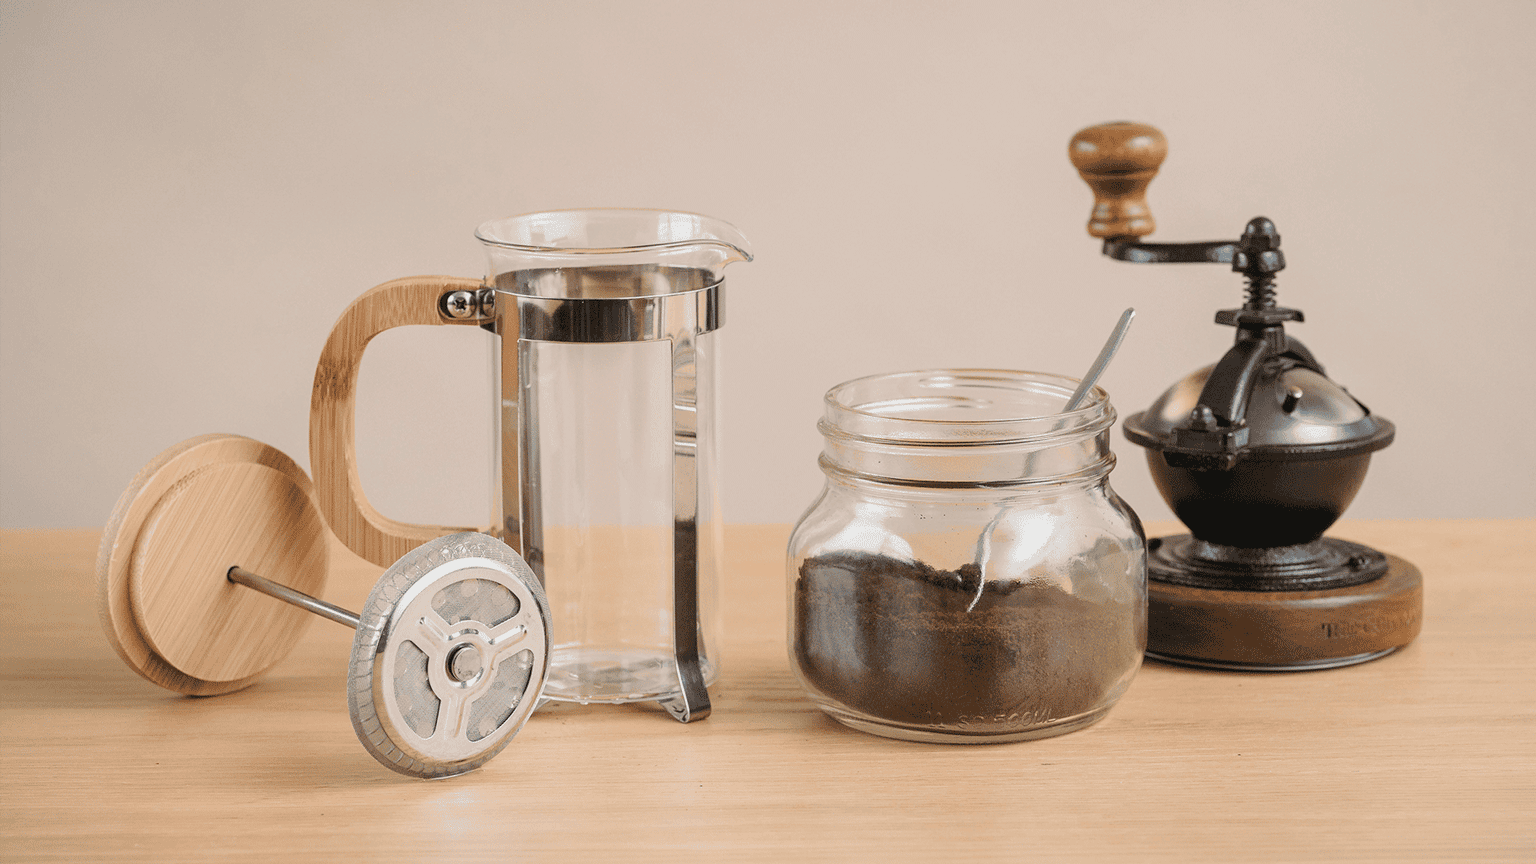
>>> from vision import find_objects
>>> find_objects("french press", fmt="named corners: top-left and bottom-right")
top-left (1068, 122), bottom-right (1422, 671)
top-left (310, 209), bottom-right (752, 720)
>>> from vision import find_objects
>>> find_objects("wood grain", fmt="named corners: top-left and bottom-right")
top-left (129, 459), bottom-right (328, 684)
top-left (95, 434), bottom-right (324, 696)
top-left (10, 520), bottom-right (1534, 862)
top-left (1148, 552), bottom-right (1423, 668)
top-left (309, 275), bottom-right (485, 568)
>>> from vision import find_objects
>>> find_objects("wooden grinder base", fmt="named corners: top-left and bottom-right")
top-left (1146, 541), bottom-right (1423, 671)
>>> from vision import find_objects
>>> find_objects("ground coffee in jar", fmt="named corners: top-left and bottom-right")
top-left (795, 551), bottom-right (1140, 736)
top-left (786, 370), bottom-right (1146, 743)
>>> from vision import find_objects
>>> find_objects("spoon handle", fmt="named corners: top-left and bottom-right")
top-left (1064, 308), bottom-right (1136, 412)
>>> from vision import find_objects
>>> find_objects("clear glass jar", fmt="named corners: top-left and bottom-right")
top-left (787, 369), bottom-right (1147, 743)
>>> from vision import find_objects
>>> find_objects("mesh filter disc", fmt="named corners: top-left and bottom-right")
top-left (348, 532), bottom-right (549, 779)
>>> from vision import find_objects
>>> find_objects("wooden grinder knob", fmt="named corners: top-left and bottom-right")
top-left (1069, 121), bottom-right (1168, 239)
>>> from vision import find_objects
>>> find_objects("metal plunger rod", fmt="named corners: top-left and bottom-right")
top-left (227, 566), bottom-right (361, 629)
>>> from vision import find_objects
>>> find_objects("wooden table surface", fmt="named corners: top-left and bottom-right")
top-left (1, 520), bottom-right (1532, 862)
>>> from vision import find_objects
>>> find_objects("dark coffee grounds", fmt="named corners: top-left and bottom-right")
top-left (794, 551), bottom-right (1139, 735)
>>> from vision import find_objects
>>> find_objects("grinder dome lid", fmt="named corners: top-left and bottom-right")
top-left (1125, 361), bottom-right (1394, 463)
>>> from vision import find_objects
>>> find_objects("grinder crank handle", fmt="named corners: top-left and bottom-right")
top-left (310, 276), bottom-right (492, 568)
top-left (1069, 121), bottom-right (1168, 239)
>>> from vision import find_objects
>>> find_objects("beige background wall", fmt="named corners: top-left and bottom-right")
top-left (2, 0), bottom-right (1532, 529)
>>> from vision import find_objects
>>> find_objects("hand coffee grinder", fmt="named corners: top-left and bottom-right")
top-left (1068, 121), bottom-right (1422, 671)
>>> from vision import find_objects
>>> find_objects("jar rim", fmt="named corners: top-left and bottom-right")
top-left (823, 369), bottom-right (1114, 445)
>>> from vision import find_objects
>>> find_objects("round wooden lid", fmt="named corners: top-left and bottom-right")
top-left (97, 435), bottom-right (329, 694)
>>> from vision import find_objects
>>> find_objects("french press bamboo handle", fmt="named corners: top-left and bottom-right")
top-left (310, 276), bottom-right (486, 568)
top-left (1069, 121), bottom-right (1168, 238)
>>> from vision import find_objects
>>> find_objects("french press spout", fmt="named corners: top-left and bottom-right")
top-left (1068, 122), bottom-right (1422, 671)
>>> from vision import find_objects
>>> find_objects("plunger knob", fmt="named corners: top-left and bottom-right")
top-left (1069, 121), bottom-right (1168, 239)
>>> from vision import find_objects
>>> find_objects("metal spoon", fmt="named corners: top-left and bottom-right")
top-left (1064, 307), bottom-right (1136, 411)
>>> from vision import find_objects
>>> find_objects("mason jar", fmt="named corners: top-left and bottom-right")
top-left (787, 369), bottom-right (1147, 743)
